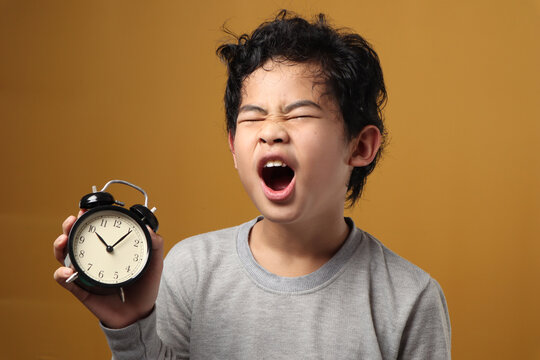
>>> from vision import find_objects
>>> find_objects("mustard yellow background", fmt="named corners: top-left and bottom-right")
top-left (1, 1), bottom-right (539, 359)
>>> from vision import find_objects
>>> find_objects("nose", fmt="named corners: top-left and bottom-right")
top-left (258, 121), bottom-right (289, 145)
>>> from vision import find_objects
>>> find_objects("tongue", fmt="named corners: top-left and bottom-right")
top-left (263, 167), bottom-right (294, 191)
top-left (271, 177), bottom-right (290, 191)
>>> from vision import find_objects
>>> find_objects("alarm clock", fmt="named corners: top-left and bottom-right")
top-left (64, 180), bottom-right (158, 302)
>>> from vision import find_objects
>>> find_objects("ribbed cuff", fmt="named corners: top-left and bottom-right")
top-left (101, 308), bottom-right (160, 360)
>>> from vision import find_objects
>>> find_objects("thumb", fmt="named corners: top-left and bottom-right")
top-left (54, 266), bottom-right (91, 303)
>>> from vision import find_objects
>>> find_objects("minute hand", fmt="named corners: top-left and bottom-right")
top-left (111, 229), bottom-right (132, 249)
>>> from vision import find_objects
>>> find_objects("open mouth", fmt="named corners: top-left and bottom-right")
top-left (261, 160), bottom-right (295, 191)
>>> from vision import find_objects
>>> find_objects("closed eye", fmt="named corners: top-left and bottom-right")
top-left (288, 114), bottom-right (317, 120)
top-left (237, 118), bottom-right (264, 124)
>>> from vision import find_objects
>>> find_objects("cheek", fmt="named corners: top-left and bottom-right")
top-left (299, 137), bottom-right (351, 183)
top-left (231, 142), bottom-right (256, 183)
top-left (232, 128), bottom-right (258, 162)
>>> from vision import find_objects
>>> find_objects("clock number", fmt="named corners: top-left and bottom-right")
top-left (134, 239), bottom-right (140, 247)
top-left (133, 254), bottom-right (139, 262)
top-left (113, 271), bottom-right (119, 280)
top-left (79, 235), bottom-right (85, 244)
top-left (87, 263), bottom-right (93, 271)
top-left (88, 225), bottom-right (96, 233)
top-left (125, 265), bottom-right (131, 273)
top-left (78, 250), bottom-right (85, 258)
top-left (114, 219), bottom-right (122, 228)
top-left (100, 219), bottom-right (108, 227)
top-left (98, 270), bottom-right (104, 278)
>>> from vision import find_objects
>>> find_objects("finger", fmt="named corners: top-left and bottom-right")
top-left (53, 266), bottom-right (91, 303)
top-left (147, 228), bottom-right (164, 271)
top-left (53, 266), bottom-right (74, 285)
top-left (148, 227), bottom-right (164, 253)
top-left (53, 267), bottom-right (129, 328)
top-left (53, 233), bottom-right (69, 264)
top-left (62, 215), bottom-right (77, 235)
top-left (137, 228), bottom-right (164, 288)
top-left (147, 229), bottom-right (164, 272)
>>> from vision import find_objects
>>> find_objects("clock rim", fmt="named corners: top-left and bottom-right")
top-left (67, 205), bottom-right (153, 289)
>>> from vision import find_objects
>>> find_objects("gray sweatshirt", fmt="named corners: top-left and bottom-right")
top-left (103, 217), bottom-right (451, 359)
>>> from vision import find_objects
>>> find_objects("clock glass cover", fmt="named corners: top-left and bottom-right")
top-left (69, 208), bottom-right (150, 286)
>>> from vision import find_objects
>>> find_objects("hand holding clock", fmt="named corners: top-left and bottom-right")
top-left (53, 212), bottom-right (165, 329)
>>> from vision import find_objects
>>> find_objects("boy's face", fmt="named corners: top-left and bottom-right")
top-left (229, 60), bottom-right (357, 225)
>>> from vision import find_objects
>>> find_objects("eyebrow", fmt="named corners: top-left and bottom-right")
top-left (238, 100), bottom-right (322, 115)
top-left (238, 104), bottom-right (268, 115)
top-left (283, 100), bottom-right (322, 113)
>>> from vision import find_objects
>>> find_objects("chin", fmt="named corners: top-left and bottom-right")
top-left (253, 198), bottom-right (309, 225)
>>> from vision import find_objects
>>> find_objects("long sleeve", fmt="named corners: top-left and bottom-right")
top-left (398, 278), bottom-right (452, 359)
top-left (100, 238), bottom-right (195, 360)
top-left (101, 309), bottom-right (182, 360)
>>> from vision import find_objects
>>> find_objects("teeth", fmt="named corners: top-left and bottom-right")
top-left (264, 160), bottom-right (287, 168)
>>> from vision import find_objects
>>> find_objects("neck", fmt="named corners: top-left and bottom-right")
top-left (249, 214), bottom-right (350, 277)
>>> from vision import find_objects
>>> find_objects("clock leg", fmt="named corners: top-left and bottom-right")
top-left (119, 287), bottom-right (126, 303)
top-left (65, 272), bottom-right (79, 284)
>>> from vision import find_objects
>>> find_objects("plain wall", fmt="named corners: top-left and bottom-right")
top-left (1, 1), bottom-right (539, 359)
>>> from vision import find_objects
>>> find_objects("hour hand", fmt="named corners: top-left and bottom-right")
top-left (111, 229), bottom-right (132, 249)
top-left (96, 232), bottom-right (113, 252)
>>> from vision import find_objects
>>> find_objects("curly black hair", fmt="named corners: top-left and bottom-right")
top-left (216, 10), bottom-right (387, 206)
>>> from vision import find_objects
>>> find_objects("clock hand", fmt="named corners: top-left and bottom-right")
top-left (96, 232), bottom-right (113, 253)
top-left (111, 229), bottom-right (132, 249)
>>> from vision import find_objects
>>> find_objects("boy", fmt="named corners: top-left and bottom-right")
top-left (54, 10), bottom-right (451, 359)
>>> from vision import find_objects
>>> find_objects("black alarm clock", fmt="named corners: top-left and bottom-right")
top-left (64, 180), bottom-right (158, 302)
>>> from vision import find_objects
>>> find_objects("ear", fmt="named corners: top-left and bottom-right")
top-left (228, 131), bottom-right (238, 169)
top-left (348, 125), bottom-right (382, 167)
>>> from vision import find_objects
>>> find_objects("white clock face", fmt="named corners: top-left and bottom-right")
top-left (70, 209), bottom-right (149, 285)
